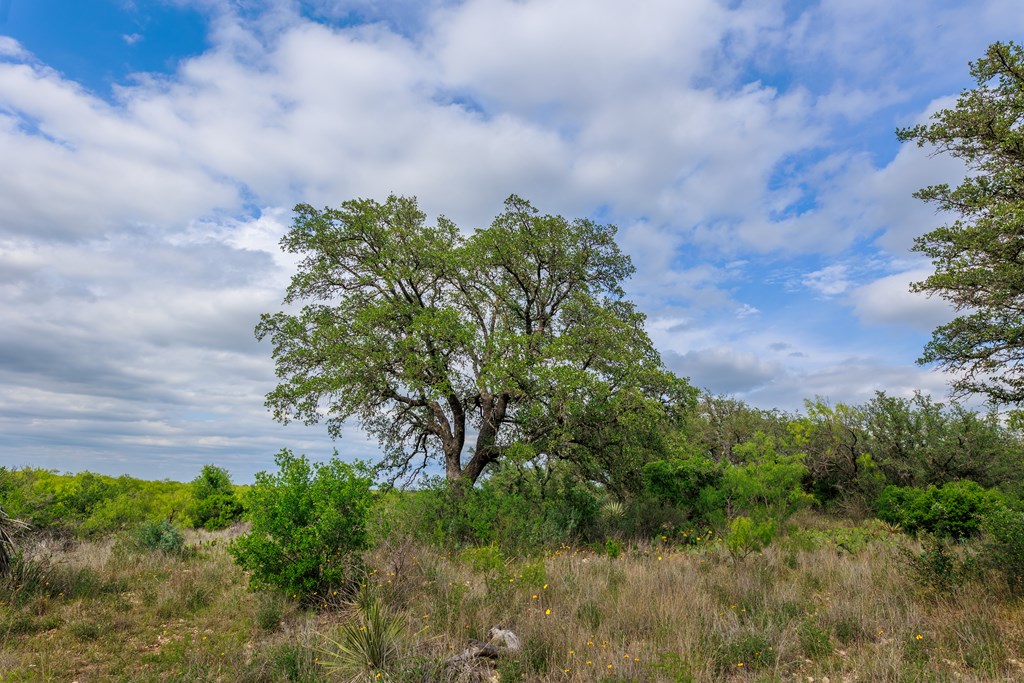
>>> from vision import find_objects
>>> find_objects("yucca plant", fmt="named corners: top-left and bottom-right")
top-left (318, 590), bottom-right (405, 682)
top-left (0, 505), bottom-right (29, 577)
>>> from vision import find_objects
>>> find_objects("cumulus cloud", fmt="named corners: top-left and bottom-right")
top-left (802, 264), bottom-right (852, 297)
top-left (665, 347), bottom-right (780, 395)
top-left (851, 267), bottom-right (957, 331)
top-left (1, 0), bottom-right (1018, 480)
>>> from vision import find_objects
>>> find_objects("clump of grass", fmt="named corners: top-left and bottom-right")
top-left (255, 591), bottom-right (287, 632)
top-left (797, 619), bottom-right (832, 659)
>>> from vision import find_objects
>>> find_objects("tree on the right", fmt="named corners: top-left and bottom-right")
top-left (899, 41), bottom-right (1024, 404)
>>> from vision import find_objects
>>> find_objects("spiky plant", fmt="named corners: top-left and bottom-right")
top-left (318, 590), bottom-right (405, 682)
top-left (0, 505), bottom-right (29, 576)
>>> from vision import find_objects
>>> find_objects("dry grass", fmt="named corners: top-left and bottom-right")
top-left (1, 516), bottom-right (1022, 681)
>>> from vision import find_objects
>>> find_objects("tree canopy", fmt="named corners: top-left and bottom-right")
top-left (898, 41), bottom-right (1024, 404)
top-left (257, 194), bottom-right (693, 484)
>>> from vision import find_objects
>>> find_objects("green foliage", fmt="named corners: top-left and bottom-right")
top-left (898, 41), bottom-right (1024, 404)
top-left (683, 395), bottom-right (793, 463)
top-left (228, 450), bottom-right (375, 603)
top-left (189, 464), bottom-right (244, 531)
top-left (713, 630), bottom-right (775, 672)
top-left (603, 538), bottom-right (623, 559)
top-left (642, 453), bottom-right (723, 522)
top-left (863, 392), bottom-right (1024, 490)
top-left (0, 468), bottom-right (192, 536)
top-left (784, 393), bottom-right (1024, 510)
top-left (901, 536), bottom-right (979, 594)
top-left (723, 516), bottom-right (775, 564)
top-left (876, 480), bottom-right (1002, 538)
top-left (391, 463), bottom-right (604, 551)
top-left (257, 194), bottom-right (692, 485)
top-left (724, 432), bottom-right (811, 521)
top-left (460, 545), bottom-right (506, 574)
top-left (982, 503), bottom-right (1024, 593)
top-left (134, 519), bottom-right (186, 555)
top-left (789, 400), bottom-right (872, 510)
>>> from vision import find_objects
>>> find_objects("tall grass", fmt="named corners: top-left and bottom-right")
top-left (1, 515), bottom-right (1022, 681)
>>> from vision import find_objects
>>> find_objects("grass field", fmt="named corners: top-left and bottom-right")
top-left (2, 513), bottom-right (1023, 682)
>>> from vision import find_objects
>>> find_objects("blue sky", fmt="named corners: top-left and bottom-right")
top-left (1, 0), bottom-right (1020, 483)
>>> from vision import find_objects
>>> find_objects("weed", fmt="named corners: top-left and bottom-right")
top-left (650, 652), bottom-right (696, 682)
top-left (797, 619), bottom-right (832, 659)
top-left (256, 591), bottom-right (286, 631)
top-left (577, 600), bottom-right (603, 630)
top-left (714, 631), bottom-right (774, 672)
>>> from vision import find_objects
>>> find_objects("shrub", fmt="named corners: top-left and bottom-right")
top-left (134, 519), bottom-right (185, 555)
top-left (642, 454), bottom-right (723, 521)
top-left (723, 515), bottom-right (774, 565)
top-left (189, 464), bottom-right (244, 530)
top-left (603, 538), bottom-right (623, 559)
top-left (901, 536), bottom-right (979, 594)
top-left (460, 544), bottom-right (506, 574)
top-left (983, 503), bottom-right (1024, 593)
top-left (877, 480), bottom-right (1002, 539)
top-left (390, 467), bottom-right (602, 552)
top-left (725, 432), bottom-right (811, 521)
top-left (228, 450), bottom-right (375, 603)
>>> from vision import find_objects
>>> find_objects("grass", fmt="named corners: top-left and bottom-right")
top-left (1, 515), bottom-right (1022, 681)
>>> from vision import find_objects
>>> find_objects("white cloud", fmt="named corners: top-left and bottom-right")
top-left (665, 347), bottom-right (781, 395)
top-left (0, 36), bottom-right (26, 59)
top-left (1, 0), bottom-right (1017, 480)
top-left (802, 264), bottom-right (852, 297)
top-left (851, 267), bottom-right (957, 331)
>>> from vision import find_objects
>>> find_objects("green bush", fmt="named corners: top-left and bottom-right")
top-left (642, 454), bottom-right (723, 521)
top-left (134, 519), bottom-right (185, 555)
top-left (983, 503), bottom-right (1024, 593)
top-left (391, 466), bottom-right (602, 552)
top-left (228, 450), bottom-right (375, 603)
top-left (723, 515), bottom-right (774, 564)
top-left (901, 536), bottom-right (978, 594)
top-left (876, 481), bottom-right (1002, 539)
top-left (725, 432), bottom-right (811, 521)
top-left (460, 544), bottom-right (506, 573)
top-left (189, 464), bottom-right (244, 530)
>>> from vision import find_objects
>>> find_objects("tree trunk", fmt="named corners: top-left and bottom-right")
top-left (459, 393), bottom-right (509, 484)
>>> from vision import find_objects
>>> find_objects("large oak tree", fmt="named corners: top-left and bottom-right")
top-left (257, 195), bottom-right (693, 484)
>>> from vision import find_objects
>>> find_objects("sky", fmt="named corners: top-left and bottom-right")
top-left (1, 0), bottom-right (1020, 484)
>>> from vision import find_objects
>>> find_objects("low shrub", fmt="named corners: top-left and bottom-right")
top-left (723, 515), bottom-right (774, 564)
top-left (876, 480), bottom-right (1002, 539)
top-left (318, 591), bottom-right (404, 680)
top-left (228, 450), bottom-right (375, 603)
top-left (983, 503), bottom-right (1024, 594)
top-left (134, 519), bottom-right (185, 555)
top-left (460, 544), bottom-right (506, 574)
top-left (900, 536), bottom-right (979, 594)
